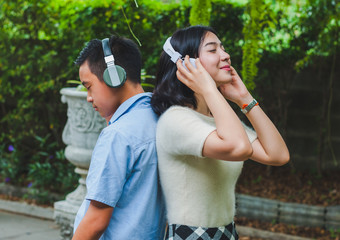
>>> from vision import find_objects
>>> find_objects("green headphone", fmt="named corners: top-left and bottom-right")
top-left (101, 38), bottom-right (126, 88)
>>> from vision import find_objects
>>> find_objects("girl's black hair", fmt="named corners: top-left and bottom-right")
top-left (151, 25), bottom-right (218, 116)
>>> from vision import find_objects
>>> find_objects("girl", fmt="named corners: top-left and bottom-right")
top-left (151, 25), bottom-right (289, 240)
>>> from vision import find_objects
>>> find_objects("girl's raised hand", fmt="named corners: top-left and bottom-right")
top-left (218, 66), bottom-right (252, 106)
top-left (176, 55), bottom-right (217, 95)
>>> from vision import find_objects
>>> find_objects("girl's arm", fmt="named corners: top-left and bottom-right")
top-left (176, 56), bottom-right (253, 161)
top-left (219, 66), bottom-right (290, 166)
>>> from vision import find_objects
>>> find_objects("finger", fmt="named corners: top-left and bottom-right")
top-left (176, 58), bottom-right (192, 79)
top-left (193, 58), bottom-right (215, 83)
top-left (184, 55), bottom-right (195, 72)
top-left (176, 69), bottom-right (190, 86)
top-left (231, 66), bottom-right (243, 81)
top-left (194, 58), bottom-right (208, 72)
top-left (176, 59), bottom-right (186, 73)
top-left (194, 58), bottom-right (203, 68)
top-left (230, 66), bottom-right (239, 76)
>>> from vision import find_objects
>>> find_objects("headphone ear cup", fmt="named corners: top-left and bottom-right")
top-left (103, 66), bottom-right (127, 88)
top-left (103, 68), bottom-right (112, 86)
top-left (115, 65), bottom-right (127, 86)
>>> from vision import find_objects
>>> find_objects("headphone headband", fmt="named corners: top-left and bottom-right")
top-left (163, 37), bottom-right (182, 63)
top-left (163, 37), bottom-right (197, 70)
top-left (102, 38), bottom-right (112, 57)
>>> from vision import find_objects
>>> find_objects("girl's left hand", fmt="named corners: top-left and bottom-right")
top-left (218, 66), bottom-right (253, 106)
top-left (176, 56), bottom-right (217, 95)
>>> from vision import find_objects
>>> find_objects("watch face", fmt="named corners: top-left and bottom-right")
top-left (241, 99), bottom-right (257, 114)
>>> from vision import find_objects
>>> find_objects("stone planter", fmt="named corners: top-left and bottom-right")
top-left (54, 87), bottom-right (106, 239)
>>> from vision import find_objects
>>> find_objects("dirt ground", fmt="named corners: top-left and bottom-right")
top-left (235, 160), bottom-right (340, 239)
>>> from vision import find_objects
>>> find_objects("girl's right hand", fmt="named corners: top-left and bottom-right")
top-left (176, 55), bottom-right (217, 95)
top-left (218, 66), bottom-right (253, 107)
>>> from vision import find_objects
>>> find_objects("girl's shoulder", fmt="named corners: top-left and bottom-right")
top-left (157, 105), bottom-right (214, 132)
top-left (159, 106), bottom-right (194, 123)
top-left (161, 105), bottom-right (213, 121)
top-left (162, 105), bottom-right (192, 115)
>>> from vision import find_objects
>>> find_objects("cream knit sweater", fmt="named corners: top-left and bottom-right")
top-left (156, 106), bottom-right (257, 227)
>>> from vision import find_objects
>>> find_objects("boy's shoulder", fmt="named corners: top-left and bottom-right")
top-left (101, 103), bottom-right (157, 147)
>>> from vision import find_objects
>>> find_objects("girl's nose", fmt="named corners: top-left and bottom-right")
top-left (221, 51), bottom-right (231, 64)
top-left (221, 51), bottom-right (230, 61)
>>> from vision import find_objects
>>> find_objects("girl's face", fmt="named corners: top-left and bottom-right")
top-left (198, 32), bottom-right (232, 86)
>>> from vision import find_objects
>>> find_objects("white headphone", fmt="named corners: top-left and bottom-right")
top-left (163, 37), bottom-right (196, 70)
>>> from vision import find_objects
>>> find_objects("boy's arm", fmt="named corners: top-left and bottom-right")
top-left (72, 200), bottom-right (114, 240)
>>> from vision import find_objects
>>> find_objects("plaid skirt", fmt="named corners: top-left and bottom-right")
top-left (165, 222), bottom-right (238, 240)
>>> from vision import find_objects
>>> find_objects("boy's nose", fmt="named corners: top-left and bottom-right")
top-left (87, 95), bottom-right (93, 103)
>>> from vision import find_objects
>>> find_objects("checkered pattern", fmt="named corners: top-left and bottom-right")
top-left (165, 222), bottom-right (238, 240)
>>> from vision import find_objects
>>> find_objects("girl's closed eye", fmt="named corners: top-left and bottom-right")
top-left (220, 45), bottom-right (226, 52)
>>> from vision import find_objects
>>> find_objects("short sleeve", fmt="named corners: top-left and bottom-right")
top-left (85, 128), bottom-right (132, 207)
top-left (242, 122), bottom-right (257, 143)
top-left (157, 107), bottom-right (215, 158)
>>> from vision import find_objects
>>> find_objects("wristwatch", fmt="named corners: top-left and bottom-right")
top-left (241, 99), bottom-right (258, 114)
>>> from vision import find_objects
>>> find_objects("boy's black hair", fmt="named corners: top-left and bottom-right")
top-left (75, 35), bottom-right (142, 84)
top-left (151, 25), bottom-right (218, 116)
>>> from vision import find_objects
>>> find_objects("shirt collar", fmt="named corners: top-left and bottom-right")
top-left (108, 92), bottom-right (152, 125)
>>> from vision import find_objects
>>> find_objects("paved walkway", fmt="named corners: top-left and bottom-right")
top-left (0, 210), bottom-right (312, 240)
top-left (0, 201), bottom-right (312, 240)
top-left (0, 210), bottom-right (60, 240)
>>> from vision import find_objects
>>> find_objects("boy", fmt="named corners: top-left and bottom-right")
top-left (72, 35), bottom-right (165, 239)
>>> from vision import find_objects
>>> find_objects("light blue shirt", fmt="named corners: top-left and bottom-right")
top-left (74, 93), bottom-right (166, 239)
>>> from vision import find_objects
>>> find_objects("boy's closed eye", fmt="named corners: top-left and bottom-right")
top-left (82, 81), bottom-right (90, 90)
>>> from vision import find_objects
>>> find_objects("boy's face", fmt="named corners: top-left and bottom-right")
top-left (79, 60), bottom-right (121, 124)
